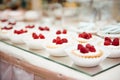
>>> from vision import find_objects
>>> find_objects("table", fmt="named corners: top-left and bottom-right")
top-left (0, 41), bottom-right (120, 80)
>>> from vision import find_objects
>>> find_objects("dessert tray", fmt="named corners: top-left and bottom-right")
top-left (0, 40), bottom-right (120, 76)
top-left (0, 20), bottom-right (120, 77)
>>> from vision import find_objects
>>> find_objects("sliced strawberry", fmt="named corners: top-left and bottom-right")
top-left (112, 38), bottom-right (119, 46)
top-left (62, 29), bottom-right (67, 34)
top-left (39, 34), bottom-right (45, 39)
top-left (80, 47), bottom-right (89, 53)
top-left (77, 44), bottom-right (84, 50)
top-left (62, 38), bottom-right (68, 43)
top-left (32, 33), bottom-right (39, 39)
top-left (56, 30), bottom-right (61, 34)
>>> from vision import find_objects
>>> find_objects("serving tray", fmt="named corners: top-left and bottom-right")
top-left (0, 40), bottom-right (120, 76)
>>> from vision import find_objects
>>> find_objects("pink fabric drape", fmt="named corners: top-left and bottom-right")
top-left (0, 59), bottom-right (36, 80)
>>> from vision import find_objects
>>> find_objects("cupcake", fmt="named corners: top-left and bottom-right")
top-left (23, 32), bottom-right (46, 50)
top-left (8, 29), bottom-right (27, 44)
top-left (46, 36), bottom-right (69, 56)
top-left (0, 25), bottom-right (13, 40)
top-left (65, 43), bottom-right (108, 67)
top-left (76, 32), bottom-right (101, 44)
top-left (99, 37), bottom-right (120, 58)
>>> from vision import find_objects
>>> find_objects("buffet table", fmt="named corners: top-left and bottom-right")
top-left (0, 40), bottom-right (120, 80)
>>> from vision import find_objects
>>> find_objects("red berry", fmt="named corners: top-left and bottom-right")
top-left (78, 32), bottom-right (92, 39)
top-left (86, 43), bottom-right (91, 48)
top-left (105, 37), bottom-right (111, 42)
top-left (44, 26), bottom-right (50, 31)
top-left (88, 33), bottom-right (92, 38)
top-left (112, 38), bottom-right (119, 46)
top-left (77, 44), bottom-right (84, 50)
top-left (62, 38), bottom-right (68, 43)
top-left (1, 19), bottom-right (7, 22)
top-left (39, 26), bottom-right (44, 31)
top-left (32, 33), bottom-right (39, 39)
top-left (88, 46), bottom-right (96, 52)
top-left (23, 30), bottom-right (27, 33)
top-left (14, 30), bottom-right (17, 33)
top-left (63, 29), bottom-right (67, 34)
top-left (104, 41), bottom-right (111, 46)
top-left (56, 39), bottom-right (63, 44)
top-left (14, 30), bottom-right (21, 34)
top-left (56, 36), bottom-right (61, 40)
top-left (56, 30), bottom-right (61, 34)
top-left (52, 39), bottom-right (56, 43)
top-left (31, 25), bottom-right (35, 28)
top-left (9, 22), bottom-right (16, 25)
top-left (86, 44), bottom-right (96, 52)
top-left (2, 26), bottom-right (13, 30)
top-left (80, 47), bottom-right (89, 53)
top-left (39, 34), bottom-right (45, 39)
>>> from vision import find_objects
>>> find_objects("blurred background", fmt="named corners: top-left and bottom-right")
top-left (0, 0), bottom-right (120, 25)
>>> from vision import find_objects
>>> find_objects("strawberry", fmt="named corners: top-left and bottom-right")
top-left (112, 38), bottom-right (119, 46)
top-left (62, 29), bottom-right (67, 34)
top-left (80, 47), bottom-right (89, 53)
top-left (56, 30), bottom-right (61, 34)
top-left (32, 33), bottom-right (39, 39)
top-left (39, 34), bottom-right (45, 39)
top-left (77, 44), bottom-right (84, 50)
top-left (62, 38), bottom-right (68, 43)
